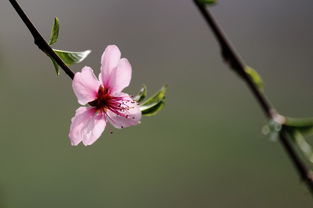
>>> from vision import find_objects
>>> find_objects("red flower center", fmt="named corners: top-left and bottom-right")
top-left (89, 86), bottom-right (111, 111)
top-left (89, 86), bottom-right (136, 120)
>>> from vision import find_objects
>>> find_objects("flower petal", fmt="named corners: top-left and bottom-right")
top-left (69, 107), bottom-right (106, 146)
top-left (100, 45), bottom-right (121, 87)
top-left (73, 67), bottom-right (100, 105)
top-left (108, 58), bottom-right (132, 93)
top-left (106, 94), bottom-right (141, 129)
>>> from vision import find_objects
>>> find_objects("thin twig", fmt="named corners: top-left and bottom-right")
top-left (8, 0), bottom-right (75, 79)
top-left (193, 0), bottom-right (313, 194)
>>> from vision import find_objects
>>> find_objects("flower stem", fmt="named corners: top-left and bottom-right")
top-left (193, 0), bottom-right (313, 194)
top-left (8, 0), bottom-right (75, 79)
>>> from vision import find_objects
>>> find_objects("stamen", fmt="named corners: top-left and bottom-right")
top-left (90, 85), bottom-right (137, 125)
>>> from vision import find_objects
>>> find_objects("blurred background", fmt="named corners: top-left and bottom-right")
top-left (0, 0), bottom-right (313, 207)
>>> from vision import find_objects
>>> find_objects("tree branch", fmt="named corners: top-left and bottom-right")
top-left (8, 0), bottom-right (75, 79)
top-left (193, 0), bottom-right (313, 194)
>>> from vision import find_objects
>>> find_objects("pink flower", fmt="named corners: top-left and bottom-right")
top-left (68, 45), bottom-right (141, 146)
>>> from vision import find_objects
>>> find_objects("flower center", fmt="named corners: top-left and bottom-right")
top-left (89, 86), bottom-right (111, 110)
top-left (88, 86), bottom-right (135, 120)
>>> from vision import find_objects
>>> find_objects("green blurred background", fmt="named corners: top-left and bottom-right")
top-left (0, 0), bottom-right (313, 207)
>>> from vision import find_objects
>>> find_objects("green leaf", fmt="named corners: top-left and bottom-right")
top-left (197, 0), bottom-right (217, 5)
top-left (245, 66), bottom-right (264, 90)
top-left (141, 85), bottom-right (167, 106)
top-left (285, 117), bottom-right (313, 136)
top-left (49, 17), bottom-right (59, 45)
top-left (47, 18), bottom-right (91, 75)
top-left (133, 84), bottom-right (147, 103)
top-left (141, 101), bottom-right (165, 116)
top-left (53, 49), bottom-right (91, 65)
top-left (50, 57), bottom-right (60, 75)
top-left (292, 130), bottom-right (313, 163)
top-left (140, 85), bottom-right (167, 116)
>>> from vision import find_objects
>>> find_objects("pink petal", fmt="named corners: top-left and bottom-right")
top-left (106, 94), bottom-right (141, 129)
top-left (100, 45), bottom-right (121, 87)
top-left (72, 67), bottom-right (100, 105)
top-left (68, 107), bottom-right (106, 146)
top-left (108, 58), bottom-right (132, 93)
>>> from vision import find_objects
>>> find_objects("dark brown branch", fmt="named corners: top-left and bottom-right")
top-left (8, 0), bottom-right (74, 79)
top-left (193, 0), bottom-right (313, 194)
top-left (194, 0), bottom-right (273, 118)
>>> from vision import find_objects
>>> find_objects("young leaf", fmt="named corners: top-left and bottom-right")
top-left (197, 0), bottom-right (217, 5)
top-left (50, 57), bottom-right (60, 75)
top-left (140, 85), bottom-right (167, 116)
top-left (141, 85), bottom-right (167, 106)
top-left (133, 84), bottom-right (147, 103)
top-left (53, 49), bottom-right (91, 65)
top-left (49, 17), bottom-right (59, 45)
top-left (141, 101), bottom-right (165, 116)
top-left (245, 66), bottom-right (264, 90)
top-left (291, 130), bottom-right (313, 163)
top-left (285, 117), bottom-right (313, 136)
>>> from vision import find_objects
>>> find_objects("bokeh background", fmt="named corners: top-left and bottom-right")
top-left (0, 0), bottom-right (313, 207)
